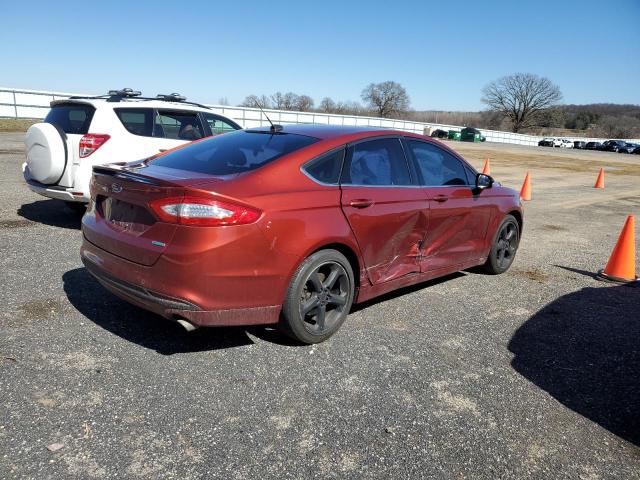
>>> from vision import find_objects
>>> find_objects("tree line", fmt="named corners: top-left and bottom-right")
top-left (240, 81), bottom-right (411, 118)
top-left (238, 75), bottom-right (639, 138)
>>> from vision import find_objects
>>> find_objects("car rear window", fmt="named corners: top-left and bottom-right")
top-left (45, 104), bottom-right (95, 134)
top-left (151, 130), bottom-right (319, 175)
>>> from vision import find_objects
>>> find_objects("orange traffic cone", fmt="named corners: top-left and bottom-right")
top-left (519, 172), bottom-right (531, 201)
top-left (594, 168), bottom-right (605, 189)
top-left (482, 158), bottom-right (491, 175)
top-left (597, 215), bottom-right (638, 283)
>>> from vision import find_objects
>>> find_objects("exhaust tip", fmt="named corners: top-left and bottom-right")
top-left (176, 318), bottom-right (199, 332)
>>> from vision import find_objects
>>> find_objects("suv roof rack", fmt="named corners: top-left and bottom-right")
top-left (108, 88), bottom-right (142, 97)
top-left (68, 87), bottom-right (141, 102)
top-left (156, 93), bottom-right (186, 102)
top-left (67, 88), bottom-right (212, 109)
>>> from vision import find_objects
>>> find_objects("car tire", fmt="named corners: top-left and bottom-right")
top-left (482, 215), bottom-right (520, 275)
top-left (279, 249), bottom-right (355, 344)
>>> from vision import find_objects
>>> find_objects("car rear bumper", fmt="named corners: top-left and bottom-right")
top-left (80, 236), bottom-right (281, 327)
top-left (23, 164), bottom-right (89, 202)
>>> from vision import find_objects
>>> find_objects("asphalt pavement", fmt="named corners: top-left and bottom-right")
top-left (1, 132), bottom-right (639, 479)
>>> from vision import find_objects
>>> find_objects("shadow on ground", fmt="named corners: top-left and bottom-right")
top-left (64, 267), bottom-right (470, 354)
top-left (509, 284), bottom-right (640, 445)
top-left (62, 268), bottom-right (300, 354)
top-left (351, 272), bottom-right (465, 313)
top-left (18, 199), bottom-right (83, 229)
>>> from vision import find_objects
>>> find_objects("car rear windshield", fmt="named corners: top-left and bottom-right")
top-left (44, 103), bottom-right (95, 134)
top-left (151, 130), bottom-right (319, 175)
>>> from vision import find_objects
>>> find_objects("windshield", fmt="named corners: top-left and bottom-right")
top-left (151, 130), bottom-right (319, 175)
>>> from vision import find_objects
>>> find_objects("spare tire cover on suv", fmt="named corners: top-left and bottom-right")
top-left (25, 123), bottom-right (68, 185)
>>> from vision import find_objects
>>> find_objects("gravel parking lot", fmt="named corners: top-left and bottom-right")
top-left (1, 132), bottom-right (638, 479)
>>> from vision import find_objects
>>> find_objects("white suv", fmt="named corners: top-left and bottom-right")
top-left (23, 89), bottom-right (241, 209)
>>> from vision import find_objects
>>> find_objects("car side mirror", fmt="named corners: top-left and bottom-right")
top-left (475, 173), bottom-right (493, 191)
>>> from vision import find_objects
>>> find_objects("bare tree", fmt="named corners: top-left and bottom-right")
top-left (481, 73), bottom-right (563, 132)
top-left (240, 94), bottom-right (271, 109)
top-left (270, 92), bottom-right (286, 109)
top-left (282, 92), bottom-right (299, 110)
top-left (319, 97), bottom-right (337, 113)
top-left (295, 95), bottom-right (314, 111)
top-left (361, 81), bottom-right (410, 117)
top-left (339, 101), bottom-right (365, 115)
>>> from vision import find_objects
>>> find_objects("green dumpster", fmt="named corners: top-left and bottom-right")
top-left (447, 130), bottom-right (461, 141)
top-left (460, 127), bottom-right (486, 142)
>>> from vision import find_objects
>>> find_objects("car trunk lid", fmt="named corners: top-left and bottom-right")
top-left (82, 165), bottom-right (187, 266)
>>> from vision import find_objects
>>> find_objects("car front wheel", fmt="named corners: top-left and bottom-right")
top-left (483, 215), bottom-right (520, 274)
top-left (280, 249), bottom-right (355, 344)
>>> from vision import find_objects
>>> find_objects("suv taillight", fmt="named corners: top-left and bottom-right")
top-left (79, 134), bottom-right (110, 158)
top-left (148, 196), bottom-right (261, 227)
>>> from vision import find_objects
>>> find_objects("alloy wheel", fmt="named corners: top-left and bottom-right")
top-left (496, 221), bottom-right (518, 269)
top-left (299, 261), bottom-right (349, 334)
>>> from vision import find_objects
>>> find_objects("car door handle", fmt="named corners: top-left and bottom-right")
top-left (349, 199), bottom-right (374, 208)
top-left (433, 195), bottom-right (449, 203)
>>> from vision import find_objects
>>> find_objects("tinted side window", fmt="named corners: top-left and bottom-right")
top-left (115, 108), bottom-right (153, 137)
top-left (204, 113), bottom-right (239, 135)
top-left (45, 104), bottom-right (95, 134)
top-left (408, 140), bottom-right (469, 186)
top-left (303, 149), bottom-right (345, 185)
top-left (155, 110), bottom-right (204, 140)
top-left (341, 138), bottom-right (411, 186)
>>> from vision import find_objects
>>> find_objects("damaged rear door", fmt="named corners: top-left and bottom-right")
top-left (339, 137), bottom-right (429, 285)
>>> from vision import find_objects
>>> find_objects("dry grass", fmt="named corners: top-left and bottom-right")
top-left (451, 142), bottom-right (640, 177)
top-left (0, 118), bottom-right (39, 132)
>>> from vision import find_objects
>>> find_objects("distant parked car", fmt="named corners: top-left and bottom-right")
top-left (538, 137), bottom-right (555, 147)
top-left (617, 142), bottom-right (639, 154)
top-left (460, 127), bottom-right (486, 142)
top-left (557, 139), bottom-right (573, 148)
top-left (573, 141), bottom-right (586, 149)
top-left (602, 140), bottom-right (627, 152)
top-left (585, 141), bottom-right (602, 150)
top-left (431, 129), bottom-right (448, 139)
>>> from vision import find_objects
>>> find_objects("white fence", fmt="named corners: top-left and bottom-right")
top-left (1, 87), bottom-right (637, 146)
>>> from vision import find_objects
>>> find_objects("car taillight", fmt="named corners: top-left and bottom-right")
top-left (148, 196), bottom-right (261, 226)
top-left (79, 134), bottom-right (110, 158)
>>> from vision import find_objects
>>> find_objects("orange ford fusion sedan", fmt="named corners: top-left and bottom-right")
top-left (80, 124), bottom-right (523, 343)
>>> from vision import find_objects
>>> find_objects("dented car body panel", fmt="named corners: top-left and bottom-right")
top-left (80, 125), bottom-right (523, 327)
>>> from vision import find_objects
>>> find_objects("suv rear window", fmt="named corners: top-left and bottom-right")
top-left (45, 104), bottom-right (95, 134)
top-left (151, 130), bottom-right (319, 175)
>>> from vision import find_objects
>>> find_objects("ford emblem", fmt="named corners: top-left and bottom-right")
top-left (111, 183), bottom-right (123, 193)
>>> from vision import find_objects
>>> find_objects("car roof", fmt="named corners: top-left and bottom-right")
top-left (247, 124), bottom-right (404, 140)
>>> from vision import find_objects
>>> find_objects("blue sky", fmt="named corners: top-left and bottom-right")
top-left (1, 0), bottom-right (638, 111)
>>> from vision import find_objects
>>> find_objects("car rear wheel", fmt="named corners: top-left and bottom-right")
top-left (280, 249), bottom-right (355, 344)
top-left (483, 215), bottom-right (520, 274)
